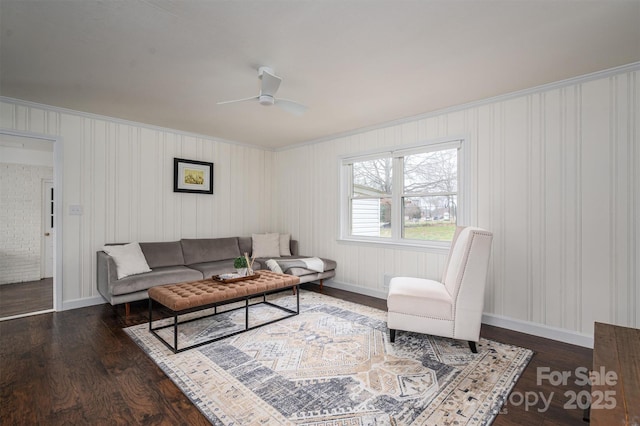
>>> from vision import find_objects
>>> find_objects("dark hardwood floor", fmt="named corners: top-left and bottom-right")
top-left (0, 278), bottom-right (53, 318)
top-left (0, 283), bottom-right (592, 425)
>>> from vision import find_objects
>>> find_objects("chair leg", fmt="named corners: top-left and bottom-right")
top-left (389, 329), bottom-right (396, 343)
top-left (125, 302), bottom-right (130, 317)
top-left (468, 341), bottom-right (478, 353)
top-left (319, 279), bottom-right (323, 291)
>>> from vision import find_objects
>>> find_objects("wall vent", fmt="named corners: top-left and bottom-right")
top-left (383, 274), bottom-right (396, 290)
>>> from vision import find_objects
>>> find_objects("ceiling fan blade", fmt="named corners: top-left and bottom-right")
top-left (260, 69), bottom-right (282, 97)
top-left (275, 98), bottom-right (308, 116)
top-left (216, 96), bottom-right (259, 105)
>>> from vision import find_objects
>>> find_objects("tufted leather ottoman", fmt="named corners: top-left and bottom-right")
top-left (148, 270), bottom-right (300, 352)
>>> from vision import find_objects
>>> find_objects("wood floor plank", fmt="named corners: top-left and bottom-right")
top-left (0, 278), bottom-right (53, 318)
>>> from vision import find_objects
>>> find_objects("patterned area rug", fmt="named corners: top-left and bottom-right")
top-left (125, 290), bottom-right (532, 425)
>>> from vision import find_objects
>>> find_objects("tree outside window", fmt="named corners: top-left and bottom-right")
top-left (402, 148), bottom-right (457, 241)
top-left (344, 140), bottom-right (461, 243)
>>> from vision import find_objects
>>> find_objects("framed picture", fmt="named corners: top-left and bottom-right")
top-left (173, 158), bottom-right (214, 194)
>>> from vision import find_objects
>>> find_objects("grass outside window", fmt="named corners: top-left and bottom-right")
top-left (379, 222), bottom-right (456, 241)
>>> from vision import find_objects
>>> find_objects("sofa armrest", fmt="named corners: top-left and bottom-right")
top-left (97, 251), bottom-right (119, 303)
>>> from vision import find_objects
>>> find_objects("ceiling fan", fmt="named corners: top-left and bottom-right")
top-left (217, 66), bottom-right (308, 116)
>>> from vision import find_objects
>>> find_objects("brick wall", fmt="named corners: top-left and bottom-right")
top-left (0, 163), bottom-right (54, 285)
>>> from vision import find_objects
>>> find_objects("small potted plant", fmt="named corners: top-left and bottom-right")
top-left (233, 256), bottom-right (248, 276)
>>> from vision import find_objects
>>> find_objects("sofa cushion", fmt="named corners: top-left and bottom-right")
top-left (238, 237), bottom-right (252, 257)
top-left (181, 237), bottom-right (241, 265)
top-left (188, 260), bottom-right (238, 278)
top-left (110, 266), bottom-right (203, 296)
top-left (252, 233), bottom-right (280, 258)
top-left (139, 241), bottom-right (185, 268)
top-left (102, 242), bottom-right (152, 279)
top-left (279, 234), bottom-right (292, 256)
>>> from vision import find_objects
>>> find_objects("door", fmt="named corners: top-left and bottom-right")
top-left (42, 179), bottom-right (54, 278)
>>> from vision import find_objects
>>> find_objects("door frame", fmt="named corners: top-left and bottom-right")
top-left (41, 179), bottom-right (54, 278)
top-left (0, 128), bottom-right (63, 312)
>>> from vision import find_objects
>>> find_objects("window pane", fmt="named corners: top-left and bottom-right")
top-left (352, 158), bottom-right (392, 196)
top-left (351, 197), bottom-right (391, 238)
top-left (402, 195), bottom-right (457, 241)
top-left (404, 148), bottom-right (457, 194)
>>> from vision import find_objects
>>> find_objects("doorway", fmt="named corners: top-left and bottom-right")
top-left (0, 130), bottom-right (61, 320)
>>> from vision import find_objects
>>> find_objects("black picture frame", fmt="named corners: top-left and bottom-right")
top-left (173, 158), bottom-right (214, 194)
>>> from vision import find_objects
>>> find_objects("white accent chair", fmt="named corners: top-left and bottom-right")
top-left (386, 226), bottom-right (493, 353)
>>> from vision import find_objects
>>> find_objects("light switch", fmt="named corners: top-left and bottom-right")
top-left (69, 205), bottom-right (83, 215)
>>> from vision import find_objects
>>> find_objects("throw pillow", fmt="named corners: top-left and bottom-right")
top-left (251, 233), bottom-right (280, 258)
top-left (265, 259), bottom-right (284, 274)
top-left (103, 242), bottom-right (152, 280)
top-left (279, 233), bottom-right (292, 257)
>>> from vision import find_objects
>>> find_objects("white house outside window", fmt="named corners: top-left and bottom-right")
top-left (340, 139), bottom-right (464, 249)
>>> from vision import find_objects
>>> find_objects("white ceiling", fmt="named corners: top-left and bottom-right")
top-left (1, 1), bottom-right (639, 149)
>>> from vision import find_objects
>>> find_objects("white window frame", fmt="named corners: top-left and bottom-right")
top-left (338, 137), bottom-right (468, 253)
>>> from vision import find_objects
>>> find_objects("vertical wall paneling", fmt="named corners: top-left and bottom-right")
top-left (580, 79), bottom-right (612, 332)
top-left (497, 102), bottom-right (506, 316)
top-left (15, 105), bottom-right (27, 130)
top-left (167, 133), bottom-right (180, 241)
top-left (543, 91), bottom-right (561, 327)
top-left (59, 113), bottom-right (83, 301)
top-left (0, 102), bottom-right (15, 127)
top-left (80, 118), bottom-right (88, 297)
top-left (609, 77), bottom-right (617, 325)
top-left (217, 142), bottom-right (230, 236)
top-left (502, 98), bottom-right (529, 321)
top-left (92, 120), bottom-right (107, 296)
top-left (611, 76), bottom-right (622, 325)
top-left (576, 85), bottom-right (584, 332)
top-left (530, 93), bottom-right (543, 325)
top-left (477, 105), bottom-right (494, 312)
top-left (271, 67), bottom-right (638, 339)
top-left (613, 73), bottom-right (632, 326)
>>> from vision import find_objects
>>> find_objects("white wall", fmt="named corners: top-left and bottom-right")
top-left (0, 100), bottom-right (274, 308)
top-left (272, 68), bottom-right (639, 340)
top-left (0, 163), bottom-right (53, 284)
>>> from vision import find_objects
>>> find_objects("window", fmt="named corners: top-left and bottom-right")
top-left (340, 139), bottom-right (464, 247)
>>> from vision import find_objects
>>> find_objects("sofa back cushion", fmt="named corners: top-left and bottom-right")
top-left (181, 237), bottom-right (241, 265)
top-left (139, 241), bottom-right (185, 269)
top-left (238, 237), bottom-right (252, 257)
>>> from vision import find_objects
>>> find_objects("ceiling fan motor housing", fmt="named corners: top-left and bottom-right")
top-left (258, 94), bottom-right (275, 106)
top-left (258, 66), bottom-right (274, 79)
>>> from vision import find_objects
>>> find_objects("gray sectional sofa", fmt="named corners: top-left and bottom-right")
top-left (97, 236), bottom-right (336, 311)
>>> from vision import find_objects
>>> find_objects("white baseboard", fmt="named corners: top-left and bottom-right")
top-left (481, 313), bottom-right (594, 348)
top-left (322, 280), bottom-right (593, 348)
top-left (62, 295), bottom-right (107, 311)
top-left (321, 279), bottom-right (389, 300)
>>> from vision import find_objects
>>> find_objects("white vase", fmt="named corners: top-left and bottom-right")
top-left (236, 268), bottom-right (248, 276)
